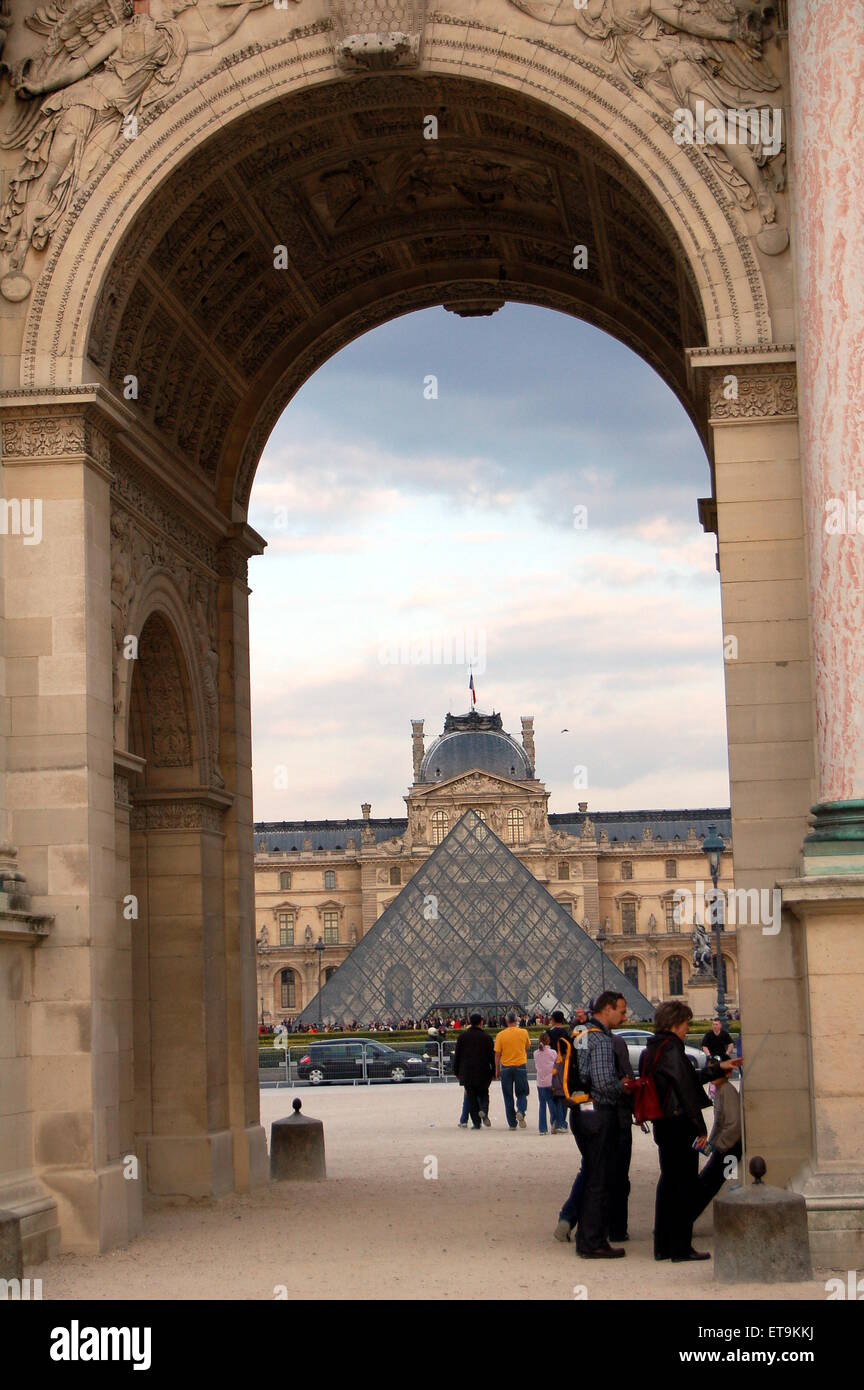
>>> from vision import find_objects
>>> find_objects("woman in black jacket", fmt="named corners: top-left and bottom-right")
top-left (642, 1001), bottom-right (741, 1262)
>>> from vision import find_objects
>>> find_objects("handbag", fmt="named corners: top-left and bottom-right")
top-left (630, 1037), bottom-right (673, 1125)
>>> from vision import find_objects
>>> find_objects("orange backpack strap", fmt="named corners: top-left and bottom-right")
top-left (564, 1026), bottom-right (602, 1105)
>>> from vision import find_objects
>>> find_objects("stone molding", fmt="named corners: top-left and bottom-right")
top-left (1, 410), bottom-right (110, 473)
top-left (704, 360), bottom-right (798, 422)
top-left (130, 790), bottom-right (232, 833)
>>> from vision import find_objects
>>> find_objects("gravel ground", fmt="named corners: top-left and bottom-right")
top-left (28, 1083), bottom-right (837, 1301)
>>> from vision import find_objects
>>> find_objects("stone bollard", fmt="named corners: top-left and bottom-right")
top-left (713, 1157), bottom-right (812, 1284)
top-left (270, 1099), bottom-right (326, 1182)
top-left (0, 1209), bottom-right (23, 1282)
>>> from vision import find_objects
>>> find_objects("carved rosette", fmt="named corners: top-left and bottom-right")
top-left (708, 363), bottom-right (798, 421)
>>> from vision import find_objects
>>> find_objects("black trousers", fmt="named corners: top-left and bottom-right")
top-left (570, 1105), bottom-right (618, 1253)
top-left (692, 1140), bottom-right (743, 1221)
top-left (465, 1085), bottom-right (490, 1127)
top-left (653, 1116), bottom-right (700, 1259)
top-left (608, 1120), bottom-right (633, 1241)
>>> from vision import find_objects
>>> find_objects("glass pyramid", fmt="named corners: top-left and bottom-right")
top-left (298, 810), bottom-right (653, 1024)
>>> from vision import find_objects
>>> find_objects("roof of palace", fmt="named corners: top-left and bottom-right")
top-left (255, 819), bottom-right (406, 853)
top-left (253, 808), bottom-right (732, 853)
top-left (418, 708), bottom-right (534, 784)
top-left (549, 809), bottom-right (732, 844)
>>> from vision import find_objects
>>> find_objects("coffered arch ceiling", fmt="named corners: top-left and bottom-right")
top-left (87, 74), bottom-right (711, 516)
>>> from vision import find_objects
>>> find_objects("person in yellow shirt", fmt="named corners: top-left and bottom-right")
top-left (494, 1012), bottom-right (532, 1129)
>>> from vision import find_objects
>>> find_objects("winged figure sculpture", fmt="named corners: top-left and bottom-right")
top-left (0, 0), bottom-right (275, 300)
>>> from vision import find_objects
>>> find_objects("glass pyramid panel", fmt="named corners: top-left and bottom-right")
top-left (298, 810), bottom-right (654, 1024)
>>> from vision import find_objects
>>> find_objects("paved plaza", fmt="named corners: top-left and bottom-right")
top-left (30, 1085), bottom-right (836, 1301)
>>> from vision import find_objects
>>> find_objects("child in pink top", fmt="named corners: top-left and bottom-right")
top-left (534, 1032), bottom-right (558, 1134)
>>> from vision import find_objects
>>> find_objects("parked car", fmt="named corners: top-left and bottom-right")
top-left (613, 1028), bottom-right (707, 1074)
top-left (296, 1040), bottom-right (431, 1084)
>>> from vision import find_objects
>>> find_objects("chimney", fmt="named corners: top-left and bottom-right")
top-left (411, 719), bottom-right (425, 781)
top-left (520, 715), bottom-right (535, 774)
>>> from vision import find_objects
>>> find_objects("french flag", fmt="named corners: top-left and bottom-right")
top-left (469, 672), bottom-right (476, 706)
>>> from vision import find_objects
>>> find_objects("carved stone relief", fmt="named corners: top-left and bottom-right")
top-left (110, 453), bottom-right (223, 787)
top-left (707, 362), bottom-right (797, 419)
top-left (0, 0), bottom-right (274, 302)
top-left (136, 614), bottom-right (193, 769)
top-left (506, 0), bottom-right (789, 254)
top-left (62, 70), bottom-right (716, 492)
top-left (130, 797), bottom-right (224, 833)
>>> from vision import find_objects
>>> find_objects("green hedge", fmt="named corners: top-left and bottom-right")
top-left (258, 1019), bottom-right (741, 1054)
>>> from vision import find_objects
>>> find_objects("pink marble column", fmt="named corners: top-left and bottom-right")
top-left (789, 1), bottom-right (864, 847)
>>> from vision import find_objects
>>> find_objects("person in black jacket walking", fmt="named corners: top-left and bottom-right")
top-left (642, 1001), bottom-right (741, 1263)
top-left (453, 1013), bottom-right (495, 1129)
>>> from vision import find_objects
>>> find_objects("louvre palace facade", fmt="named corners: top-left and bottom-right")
top-left (253, 711), bottom-right (737, 1023)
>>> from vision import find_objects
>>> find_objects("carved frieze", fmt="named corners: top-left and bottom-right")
top-left (130, 799), bottom-right (224, 833)
top-left (1, 414), bottom-right (110, 468)
top-left (708, 364), bottom-right (798, 420)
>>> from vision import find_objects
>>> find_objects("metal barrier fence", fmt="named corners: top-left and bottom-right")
top-left (258, 1039), bottom-right (540, 1088)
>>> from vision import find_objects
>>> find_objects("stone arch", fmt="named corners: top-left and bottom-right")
top-left (1, 5), bottom-right (824, 1256)
top-left (123, 578), bottom-right (216, 790)
top-left (16, 42), bottom-right (784, 519)
top-left (123, 601), bottom-right (236, 1201)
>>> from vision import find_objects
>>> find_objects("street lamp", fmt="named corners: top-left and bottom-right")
top-left (701, 825), bottom-right (728, 1024)
top-left (315, 937), bottom-right (325, 1028)
top-left (595, 920), bottom-right (607, 992)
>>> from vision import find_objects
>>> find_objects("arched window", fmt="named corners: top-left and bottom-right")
top-left (323, 869), bottom-right (336, 890)
top-left (558, 861), bottom-right (570, 880)
top-left (389, 866), bottom-right (401, 886)
top-left (323, 910), bottom-right (339, 944)
top-left (280, 969), bottom-right (296, 1009)
top-left (431, 810), bottom-right (448, 845)
top-left (622, 958), bottom-right (640, 989)
top-left (665, 859), bottom-right (677, 879)
top-left (278, 911), bottom-right (294, 946)
top-left (507, 808), bottom-right (524, 845)
top-left (471, 808), bottom-right (487, 823)
top-left (668, 956), bottom-right (684, 995)
top-left (621, 860), bottom-right (633, 880)
top-left (621, 900), bottom-right (637, 935)
top-left (279, 870), bottom-right (292, 890)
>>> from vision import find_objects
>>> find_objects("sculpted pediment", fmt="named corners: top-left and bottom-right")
top-left (411, 770), bottom-right (539, 799)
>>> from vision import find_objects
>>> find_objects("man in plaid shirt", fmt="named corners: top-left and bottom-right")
top-left (556, 990), bottom-right (631, 1258)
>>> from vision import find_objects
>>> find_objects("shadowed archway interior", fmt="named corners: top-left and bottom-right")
top-left (86, 73), bottom-right (710, 515)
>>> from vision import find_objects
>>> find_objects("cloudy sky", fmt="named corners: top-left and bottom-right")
top-left (246, 304), bottom-right (730, 823)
